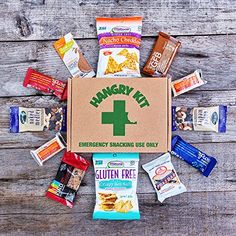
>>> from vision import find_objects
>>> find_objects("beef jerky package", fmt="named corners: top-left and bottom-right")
top-left (46, 151), bottom-right (90, 208)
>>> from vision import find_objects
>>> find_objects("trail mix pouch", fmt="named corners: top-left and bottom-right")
top-left (93, 153), bottom-right (140, 220)
top-left (23, 68), bottom-right (67, 100)
top-left (54, 33), bottom-right (95, 78)
top-left (171, 135), bottom-right (217, 177)
top-left (143, 32), bottom-right (181, 77)
top-left (10, 106), bottom-right (66, 133)
top-left (172, 105), bottom-right (227, 132)
top-left (96, 17), bottom-right (142, 78)
top-left (46, 151), bottom-right (90, 208)
top-left (142, 153), bottom-right (186, 203)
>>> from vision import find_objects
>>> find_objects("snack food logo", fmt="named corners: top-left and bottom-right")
top-left (20, 111), bottom-right (27, 124)
top-left (155, 166), bottom-right (167, 175)
top-left (107, 160), bottom-right (124, 168)
top-left (102, 100), bottom-right (137, 136)
top-left (211, 112), bottom-right (218, 125)
top-left (111, 26), bottom-right (131, 33)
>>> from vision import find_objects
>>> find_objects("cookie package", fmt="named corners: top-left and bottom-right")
top-left (96, 16), bottom-right (142, 78)
top-left (10, 106), bottom-right (66, 133)
top-left (172, 105), bottom-right (227, 132)
top-left (46, 151), bottom-right (90, 208)
top-left (171, 135), bottom-right (217, 177)
top-left (54, 33), bottom-right (95, 78)
top-left (143, 32), bottom-right (181, 77)
top-left (30, 132), bottom-right (66, 166)
top-left (23, 68), bottom-right (67, 100)
top-left (142, 153), bottom-right (186, 203)
top-left (93, 153), bottom-right (140, 220)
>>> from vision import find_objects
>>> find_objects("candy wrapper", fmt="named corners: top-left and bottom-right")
top-left (96, 16), bottom-right (142, 78)
top-left (10, 106), bottom-right (66, 133)
top-left (171, 70), bottom-right (206, 97)
top-left (23, 68), bottom-right (67, 100)
top-left (171, 135), bottom-right (217, 177)
top-left (172, 105), bottom-right (227, 132)
top-left (142, 153), bottom-right (186, 203)
top-left (143, 32), bottom-right (181, 77)
top-left (30, 132), bottom-right (66, 166)
top-left (46, 151), bottom-right (90, 208)
top-left (93, 153), bottom-right (140, 220)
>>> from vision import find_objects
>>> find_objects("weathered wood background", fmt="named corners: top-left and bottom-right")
top-left (0, 0), bottom-right (236, 235)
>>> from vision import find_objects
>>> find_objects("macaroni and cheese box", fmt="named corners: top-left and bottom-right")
top-left (67, 77), bottom-right (171, 153)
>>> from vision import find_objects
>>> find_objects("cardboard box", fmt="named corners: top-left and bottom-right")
top-left (67, 77), bottom-right (171, 153)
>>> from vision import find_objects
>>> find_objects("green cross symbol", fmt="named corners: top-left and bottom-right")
top-left (102, 100), bottom-right (137, 136)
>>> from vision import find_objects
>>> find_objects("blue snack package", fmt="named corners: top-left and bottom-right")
top-left (10, 106), bottom-right (67, 133)
top-left (172, 105), bottom-right (227, 132)
top-left (171, 135), bottom-right (217, 177)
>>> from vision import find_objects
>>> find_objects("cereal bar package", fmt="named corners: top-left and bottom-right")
top-left (93, 153), bottom-right (140, 220)
top-left (142, 153), bottom-right (186, 203)
top-left (96, 17), bottom-right (142, 78)
top-left (46, 151), bottom-right (90, 208)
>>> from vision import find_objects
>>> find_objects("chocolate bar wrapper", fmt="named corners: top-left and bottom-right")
top-left (171, 135), bottom-right (217, 177)
top-left (10, 106), bottom-right (66, 133)
top-left (23, 68), bottom-right (67, 100)
top-left (142, 153), bottom-right (186, 203)
top-left (172, 105), bottom-right (227, 132)
top-left (46, 151), bottom-right (90, 208)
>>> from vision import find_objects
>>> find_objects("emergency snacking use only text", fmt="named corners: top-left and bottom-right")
top-left (172, 105), bottom-right (227, 132)
top-left (96, 17), bottom-right (142, 78)
top-left (54, 33), bottom-right (95, 78)
top-left (143, 32), bottom-right (181, 76)
top-left (46, 151), bottom-right (90, 208)
top-left (171, 135), bottom-right (217, 177)
top-left (142, 153), bottom-right (186, 203)
top-left (10, 106), bottom-right (66, 133)
top-left (93, 153), bottom-right (140, 220)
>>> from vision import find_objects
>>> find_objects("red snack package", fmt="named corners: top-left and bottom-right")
top-left (46, 151), bottom-right (90, 208)
top-left (23, 68), bottom-right (67, 100)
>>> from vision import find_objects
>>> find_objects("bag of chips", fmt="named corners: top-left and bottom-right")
top-left (96, 17), bottom-right (142, 78)
top-left (93, 153), bottom-right (140, 220)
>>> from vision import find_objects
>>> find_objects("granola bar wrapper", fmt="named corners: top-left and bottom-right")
top-left (10, 106), bottom-right (66, 133)
top-left (96, 17), bottom-right (142, 78)
top-left (93, 153), bottom-right (140, 220)
top-left (172, 105), bottom-right (227, 132)
top-left (142, 153), bottom-right (186, 203)
top-left (46, 151), bottom-right (90, 208)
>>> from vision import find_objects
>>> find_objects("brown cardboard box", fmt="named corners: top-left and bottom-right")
top-left (67, 77), bottom-right (171, 153)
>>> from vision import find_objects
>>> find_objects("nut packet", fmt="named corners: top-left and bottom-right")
top-left (46, 151), bottom-right (90, 208)
top-left (93, 153), bottom-right (140, 220)
top-left (172, 105), bottom-right (227, 132)
top-left (142, 153), bottom-right (186, 203)
top-left (96, 17), bottom-right (142, 78)
top-left (10, 106), bottom-right (66, 133)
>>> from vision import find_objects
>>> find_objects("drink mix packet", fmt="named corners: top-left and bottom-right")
top-left (142, 153), bottom-right (186, 203)
top-left (143, 32), bottom-right (181, 77)
top-left (10, 106), bottom-right (66, 133)
top-left (172, 105), bottom-right (227, 132)
top-left (46, 151), bottom-right (90, 208)
top-left (93, 153), bottom-right (140, 220)
top-left (23, 68), bottom-right (67, 100)
top-left (171, 135), bottom-right (217, 177)
top-left (96, 16), bottom-right (142, 78)
top-left (54, 33), bottom-right (95, 78)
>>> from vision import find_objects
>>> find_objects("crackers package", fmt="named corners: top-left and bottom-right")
top-left (96, 17), bottom-right (142, 78)
top-left (93, 153), bottom-right (140, 220)
top-left (142, 153), bottom-right (186, 203)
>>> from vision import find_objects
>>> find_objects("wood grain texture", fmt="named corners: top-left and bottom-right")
top-left (0, 35), bottom-right (236, 97)
top-left (0, 0), bottom-right (235, 41)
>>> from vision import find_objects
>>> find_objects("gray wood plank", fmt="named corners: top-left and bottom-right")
top-left (0, 0), bottom-right (235, 41)
top-left (0, 192), bottom-right (235, 236)
top-left (0, 143), bottom-right (235, 198)
top-left (0, 35), bottom-right (235, 97)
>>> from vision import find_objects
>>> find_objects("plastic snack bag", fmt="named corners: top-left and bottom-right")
top-left (96, 17), bottom-right (142, 78)
top-left (93, 153), bottom-right (140, 220)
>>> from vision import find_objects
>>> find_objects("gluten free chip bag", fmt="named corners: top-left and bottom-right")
top-left (96, 17), bottom-right (142, 78)
top-left (93, 153), bottom-right (140, 220)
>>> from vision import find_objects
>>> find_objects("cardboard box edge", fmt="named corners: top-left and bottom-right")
top-left (66, 78), bottom-right (72, 151)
